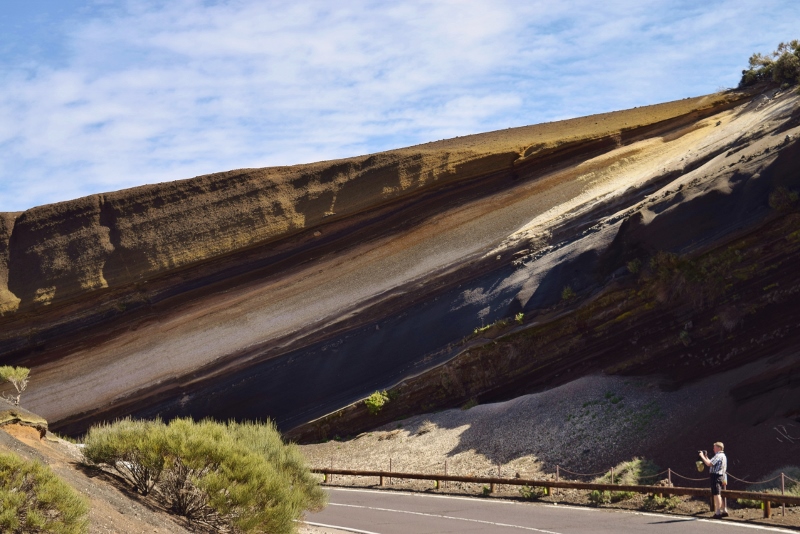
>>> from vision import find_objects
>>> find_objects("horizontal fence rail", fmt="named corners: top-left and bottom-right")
top-left (312, 468), bottom-right (800, 517)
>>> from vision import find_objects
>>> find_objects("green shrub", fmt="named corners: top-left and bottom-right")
top-left (461, 398), bottom-right (478, 410)
top-left (589, 489), bottom-right (612, 505)
top-left (768, 186), bottom-right (799, 213)
top-left (627, 258), bottom-right (641, 275)
top-left (82, 418), bottom-right (167, 496)
top-left (591, 458), bottom-right (660, 503)
top-left (515, 312), bottom-right (525, 324)
top-left (0, 452), bottom-right (89, 534)
top-left (473, 318), bottom-right (510, 335)
top-left (83, 418), bottom-right (325, 534)
top-left (519, 484), bottom-right (545, 500)
top-left (643, 494), bottom-right (681, 510)
top-left (740, 40), bottom-right (800, 87)
top-left (364, 390), bottom-right (390, 415)
top-left (773, 50), bottom-right (800, 85)
top-left (561, 286), bottom-right (576, 301)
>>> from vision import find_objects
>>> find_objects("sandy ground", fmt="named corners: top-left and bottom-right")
top-left (24, 92), bottom-right (790, 427)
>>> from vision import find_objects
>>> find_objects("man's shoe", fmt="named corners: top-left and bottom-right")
top-left (721, 512), bottom-right (729, 518)
top-left (711, 514), bottom-right (722, 519)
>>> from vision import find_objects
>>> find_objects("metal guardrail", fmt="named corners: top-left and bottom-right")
top-left (312, 468), bottom-right (800, 519)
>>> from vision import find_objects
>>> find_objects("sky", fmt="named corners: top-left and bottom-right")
top-left (1, 1), bottom-right (798, 212)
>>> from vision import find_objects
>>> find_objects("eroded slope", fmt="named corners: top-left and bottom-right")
top-left (5, 89), bottom-right (799, 438)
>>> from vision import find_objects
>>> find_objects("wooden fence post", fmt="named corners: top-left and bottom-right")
top-left (555, 465), bottom-right (559, 497)
top-left (764, 500), bottom-right (771, 519)
top-left (781, 473), bottom-right (785, 517)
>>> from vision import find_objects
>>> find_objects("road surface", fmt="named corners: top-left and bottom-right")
top-left (306, 488), bottom-right (795, 534)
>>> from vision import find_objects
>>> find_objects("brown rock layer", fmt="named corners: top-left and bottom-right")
top-left (0, 93), bottom-right (743, 317)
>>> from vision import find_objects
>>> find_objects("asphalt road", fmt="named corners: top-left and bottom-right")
top-left (306, 488), bottom-right (796, 534)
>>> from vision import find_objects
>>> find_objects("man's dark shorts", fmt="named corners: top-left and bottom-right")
top-left (710, 474), bottom-right (723, 495)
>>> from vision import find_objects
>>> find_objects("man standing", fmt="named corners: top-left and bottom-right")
top-left (700, 442), bottom-right (728, 519)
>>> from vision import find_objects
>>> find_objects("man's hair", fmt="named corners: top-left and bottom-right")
top-left (714, 442), bottom-right (724, 451)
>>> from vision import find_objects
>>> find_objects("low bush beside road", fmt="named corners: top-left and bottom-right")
top-left (83, 417), bottom-right (326, 534)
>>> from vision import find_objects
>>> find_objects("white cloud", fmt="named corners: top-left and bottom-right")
top-left (1, 0), bottom-right (799, 211)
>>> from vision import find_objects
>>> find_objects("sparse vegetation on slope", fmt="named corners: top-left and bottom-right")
top-left (0, 366), bottom-right (29, 406)
top-left (0, 451), bottom-right (89, 534)
top-left (740, 40), bottom-right (800, 88)
top-left (588, 457), bottom-right (660, 505)
top-left (83, 418), bottom-right (325, 534)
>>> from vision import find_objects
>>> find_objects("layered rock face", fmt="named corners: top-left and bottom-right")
top-left (0, 93), bottom-right (739, 316)
top-left (7, 88), bottom-right (800, 446)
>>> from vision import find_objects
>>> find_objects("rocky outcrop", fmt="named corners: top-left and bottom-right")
top-left (0, 213), bottom-right (20, 315)
top-left (0, 405), bottom-right (48, 438)
top-left (7, 89), bottom-right (790, 436)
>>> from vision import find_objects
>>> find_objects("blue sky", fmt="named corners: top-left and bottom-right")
top-left (1, 0), bottom-right (798, 212)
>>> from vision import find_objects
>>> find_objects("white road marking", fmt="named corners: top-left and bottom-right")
top-left (329, 502), bottom-right (563, 533)
top-left (325, 487), bottom-right (798, 533)
top-left (304, 520), bottom-right (383, 534)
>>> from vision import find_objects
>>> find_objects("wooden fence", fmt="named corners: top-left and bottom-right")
top-left (312, 468), bottom-right (800, 519)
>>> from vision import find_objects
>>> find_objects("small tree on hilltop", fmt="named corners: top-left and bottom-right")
top-left (0, 366), bottom-right (30, 406)
top-left (740, 40), bottom-right (800, 87)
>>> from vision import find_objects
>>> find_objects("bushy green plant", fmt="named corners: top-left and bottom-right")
top-left (740, 40), bottom-right (800, 87)
top-left (515, 312), bottom-right (525, 324)
top-left (591, 458), bottom-right (660, 503)
top-left (83, 418), bottom-right (325, 534)
top-left (768, 186), bottom-right (799, 213)
top-left (772, 48), bottom-right (800, 85)
top-left (627, 258), bottom-right (641, 275)
top-left (0, 452), bottom-right (89, 534)
top-left (588, 489), bottom-right (612, 505)
top-left (364, 390), bottom-right (390, 415)
top-left (643, 494), bottom-right (681, 510)
top-left (473, 318), bottom-right (510, 335)
top-left (519, 484), bottom-right (545, 500)
top-left (460, 398), bottom-right (478, 410)
top-left (82, 418), bottom-right (167, 496)
top-left (561, 286), bottom-right (576, 301)
top-left (0, 366), bottom-right (30, 406)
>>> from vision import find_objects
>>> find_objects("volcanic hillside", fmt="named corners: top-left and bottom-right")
top-left (1, 88), bottom-right (799, 473)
